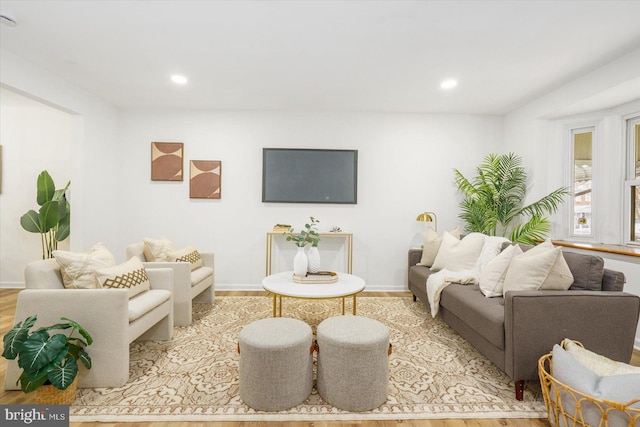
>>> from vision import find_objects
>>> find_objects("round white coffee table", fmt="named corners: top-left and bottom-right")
top-left (262, 271), bottom-right (365, 317)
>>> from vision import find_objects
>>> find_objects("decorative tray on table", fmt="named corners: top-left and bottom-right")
top-left (292, 271), bottom-right (338, 284)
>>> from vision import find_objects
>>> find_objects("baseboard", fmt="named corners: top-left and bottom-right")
top-left (0, 282), bottom-right (24, 289)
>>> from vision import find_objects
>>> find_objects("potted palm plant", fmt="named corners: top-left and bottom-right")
top-left (454, 153), bottom-right (569, 244)
top-left (2, 315), bottom-right (92, 404)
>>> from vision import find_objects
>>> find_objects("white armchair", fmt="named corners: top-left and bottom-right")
top-left (4, 258), bottom-right (174, 389)
top-left (125, 242), bottom-right (215, 326)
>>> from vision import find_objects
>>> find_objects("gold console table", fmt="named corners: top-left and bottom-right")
top-left (265, 232), bottom-right (353, 276)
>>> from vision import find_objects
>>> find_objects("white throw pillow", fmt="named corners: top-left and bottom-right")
top-left (53, 242), bottom-right (117, 289)
top-left (502, 243), bottom-right (558, 293)
top-left (430, 232), bottom-right (485, 272)
top-left (479, 244), bottom-right (523, 297)
top-left (476, 235), bottom-right (511, 272)
top-left (167, 246), bottom-right (203, 271)
top-left (418, 227), bottom-right (460, 267)
top-left (563, 339), bottom-right (640, 376)
top-left (551, 344), bottom-right (640, 426)
top-left (96, 257), bottom-right (151, 298)
top-left (502, 242), bottom-right (573, 294)
top-left (143, 237), bottom-right (176, 262)
top-left (537, 242), bottom-right (574, 290)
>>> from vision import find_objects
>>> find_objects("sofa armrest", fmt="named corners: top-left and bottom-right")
top-left (4, 289), bottom-right (131, 389)
top-left (504, 290), bottom-right (640, 382)
top-left (408, 249), bottom-right (423, 284)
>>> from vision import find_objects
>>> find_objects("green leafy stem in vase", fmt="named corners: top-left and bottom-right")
top-left (285, 216), bottom-right (321, 247)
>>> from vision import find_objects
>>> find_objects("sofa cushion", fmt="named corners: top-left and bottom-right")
top-left (128, 289), bottom-right (172, 322)
top-left (439, 284), bottom-right (505, 350)
top-left (191, 266), bottom-right (213, 286)
top-left (53, 242), bottom-right (117, 289)
top-left (563, 252), bottom-right (605, 291)
top-left (168, 246), bottom-right (203, 271)
top-left (431, 232), bottom-right (485, 272)
top-left (96, 257), bottom-right (151, 298)
top-left (409, 265), bottom-right (433, 289)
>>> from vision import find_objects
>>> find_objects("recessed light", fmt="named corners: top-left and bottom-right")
top-left (171, 74), bottom-right (188, 85)
top-left (440, 79), bottom-right (458, 90)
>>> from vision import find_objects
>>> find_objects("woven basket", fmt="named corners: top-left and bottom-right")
top-left (35, 376), bottom-right (78, 405)
top-left (538, 342), bottom-right (640, 427)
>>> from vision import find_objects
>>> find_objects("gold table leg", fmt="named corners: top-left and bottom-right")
top-left (279, 296), bottom-right (282, 317)
top-left (353, 295), bottom-right (357, 315)
top-left (272, 294), bottom-right (277, 317)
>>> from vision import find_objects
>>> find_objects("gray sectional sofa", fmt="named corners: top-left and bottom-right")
top-left (407, 244), bottom-right (640, 400)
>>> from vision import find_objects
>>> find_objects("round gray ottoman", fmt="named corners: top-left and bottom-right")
top-left (239, 317), bottom-right (313, 411)
top-left (316, 315), bottom-right (390, 411)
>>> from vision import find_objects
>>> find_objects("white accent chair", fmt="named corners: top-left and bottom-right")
top-left (125, 243), bottom-right (215, 327)
top-left (4, 258), bottom-right (174, 390)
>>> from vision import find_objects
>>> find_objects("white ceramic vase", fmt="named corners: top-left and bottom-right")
top-left (293, 246), bottom-right (308, 277)
top-left (307, 246), bottom-right (321, 273)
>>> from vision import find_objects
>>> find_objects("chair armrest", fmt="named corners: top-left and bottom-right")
top-left (504, 290), bottom-right (640, 381)
top-left (145, 267), bottom-right (174, 292)
top-left (4, 289), bottom-right (131, 389)
top-left (200, 252), bottom-right (214, 269)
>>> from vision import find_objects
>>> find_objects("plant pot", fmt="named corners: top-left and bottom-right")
top-left (36, 376), bottom-right (78, 405)
top-left (293, 247), bottom-right (308, 277)
top-left (307, 246), bottom-right (321, 273)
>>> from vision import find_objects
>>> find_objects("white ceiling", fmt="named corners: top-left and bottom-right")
top-left (1, 0), bottom-right (640, 115)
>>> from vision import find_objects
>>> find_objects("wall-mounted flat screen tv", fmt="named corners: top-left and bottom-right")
top-left (262, 148), bottom-right (358, 204)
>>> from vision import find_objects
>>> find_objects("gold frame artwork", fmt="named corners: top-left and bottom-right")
top-left (190, 160), bottom-right (221, 199)
top-left (151, 142), bottom-right (184, 181)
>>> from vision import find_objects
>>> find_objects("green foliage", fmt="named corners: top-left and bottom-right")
top-left (454, 153), bottom-right (569, 244)
top-left (20, 170), bottom-right (71, 259)
top-left (2, 316), bottom-right (92, 393)
top-left (285, 216), bottom-right (321, 247)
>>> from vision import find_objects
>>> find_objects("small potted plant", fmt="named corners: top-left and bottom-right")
top-left (2, 315), bottom-right (92, 404)
top-left (284, 216), bottom-right (321, 247)
top-left (285, 217), bottom-right (321, 276)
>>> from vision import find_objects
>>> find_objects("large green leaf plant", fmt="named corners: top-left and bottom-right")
top-left (453, 153), bottom-right (569, 245)
top-left (2, 316), bottom-right (92, 392)
top-left (20, 170), bottom-right (70, 259)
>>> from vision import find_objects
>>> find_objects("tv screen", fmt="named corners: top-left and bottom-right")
top-left (262, 148), bottom-right (358, 204)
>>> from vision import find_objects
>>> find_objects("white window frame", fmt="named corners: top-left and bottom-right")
top-left (623, 114), bottom-right (640, 245)
top-left (565, 123), bottom-right (597, 241)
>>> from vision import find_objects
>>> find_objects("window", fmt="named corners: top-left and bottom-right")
top-left (625, 115), bottom-right (640, 244)
top-left (571, 127), bottom-right (593, 237)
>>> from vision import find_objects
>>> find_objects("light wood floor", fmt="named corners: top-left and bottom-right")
top-left (4, 289), bottom-right (638, 427)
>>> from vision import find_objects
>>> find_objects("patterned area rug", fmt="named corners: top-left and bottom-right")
top-left (71, 296), bottom-right (547, 422)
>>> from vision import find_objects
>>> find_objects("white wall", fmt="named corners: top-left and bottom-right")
top-left (0, 89), bottom-right (72, 285)
top-left (0, 48), bottom-right (120, 287)
top-left (504, 48), bottom-right (640, 349)
top-left (117, 109), bottom-right (503, 289)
